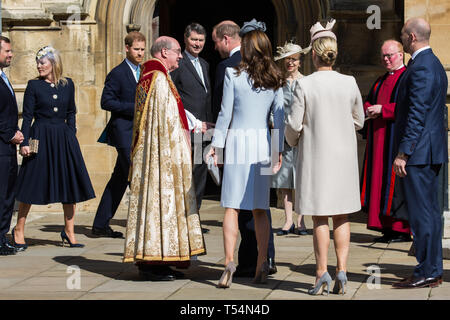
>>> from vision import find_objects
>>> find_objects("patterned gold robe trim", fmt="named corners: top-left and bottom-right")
top-left (123, 62), bottom-right (206, 264)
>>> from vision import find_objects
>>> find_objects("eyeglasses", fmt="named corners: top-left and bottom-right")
top-left (382, 52), bottom-right (401, 60)
top-left (168, 48), bottom-right (182, 55)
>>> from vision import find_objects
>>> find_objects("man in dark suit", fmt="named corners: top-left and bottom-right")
top-left (212, 20), bottom-right (277, 276)
top-left (171, 23), bottom-right (213, 219)
top-left (392, 18), bottom-right (448, 289)
top-left (0, 36), bottom-right (23, 255)
top-left (92, 32), bottom-right (146, 238)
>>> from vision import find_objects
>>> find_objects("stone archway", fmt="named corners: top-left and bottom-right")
top-left (87, 0), bottom-right (324, 203)
top-left (92, 0), bottom-right (324, 77)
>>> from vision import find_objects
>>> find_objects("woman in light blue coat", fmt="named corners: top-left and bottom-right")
top-left (208, 30), bottom-right (285, 288)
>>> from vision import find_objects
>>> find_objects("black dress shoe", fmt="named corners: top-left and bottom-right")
top-left (202, 228), bottom-right (210, 234)
top-left (92, 226), bottom-right (123, 238)
top-left (139, 266), bottom-right (175, 281)
top-left (276, 224), bottom-right (295, 236)
top-left (234, 266), bottom-right (255, 278)
top-left (294, 228), bottom-right (308, 235)
top-left (268, 258), bottom-right (277, 275)
top-left (426, 275), bottom-right (443, 285)
top-left (373, 234), bottom-right (392, 243)
top-left (0, 245), bottom-right (16, 256)
top-left (168, 267), bottom-right (185, 279)
top-left (393, 276), bottom-right (439, 289)
top-left (389, 234), bottom-right (412, 243)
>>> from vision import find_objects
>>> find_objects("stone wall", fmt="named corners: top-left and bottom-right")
top-left (2, 0), bottom-right (116, 213)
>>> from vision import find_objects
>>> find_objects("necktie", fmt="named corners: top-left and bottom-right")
top-left (194, 58), bottom-right (207, 92)
top-left (1, 71), bottom-right (14, 95)
top-left (136, 65), bottom-right (140, 82)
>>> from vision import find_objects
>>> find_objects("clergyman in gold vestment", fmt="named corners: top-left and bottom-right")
top-left (123, 36), bottom-right (206, 281)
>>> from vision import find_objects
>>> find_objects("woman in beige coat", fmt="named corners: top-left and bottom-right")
top-left (285, 19), bottom-right (364, 296)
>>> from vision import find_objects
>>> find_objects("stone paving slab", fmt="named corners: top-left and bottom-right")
top-left (0, 200), bottom-right (449, 301)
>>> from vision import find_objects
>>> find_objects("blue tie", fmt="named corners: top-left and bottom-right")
top-left (1, 72), bottom-right (14, 95)
top-left (136, 65), bottom-right (140, 81)
top-left (194, 58), bottom-right (207, 92)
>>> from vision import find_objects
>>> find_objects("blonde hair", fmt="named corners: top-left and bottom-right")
top-left (36, 46), bottom-right (67, 87)
top-left (312, 37), bottom-right (338, 67)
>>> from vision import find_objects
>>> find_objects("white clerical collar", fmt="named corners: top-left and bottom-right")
top-left (411, 46), bottom-right (431, 60)
top-left (389, 64), bottom-right (405, 75)
top-left (184, 50), bottom-right (198, 61)
top-left (230, 46), bottom-right (241, 57)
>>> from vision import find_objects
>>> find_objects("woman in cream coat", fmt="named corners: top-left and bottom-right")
top-left (285, 20), bottom-right (364, 296)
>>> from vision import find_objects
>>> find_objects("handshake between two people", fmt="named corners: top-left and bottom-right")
top-left (205, 146), bottom-right (283, 175)
top-left (11, 131), bottom-right (32, 157)
top-left (200, 121), bottom-right (215, 133)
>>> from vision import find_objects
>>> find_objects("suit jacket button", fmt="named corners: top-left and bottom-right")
top-left (53, 94), bottom-right (58, 99)
top-left (54, 107), bottom-right (58, 112)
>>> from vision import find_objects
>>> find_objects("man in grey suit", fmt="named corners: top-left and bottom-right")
top-left (171, 23), bottom-right (213, 229)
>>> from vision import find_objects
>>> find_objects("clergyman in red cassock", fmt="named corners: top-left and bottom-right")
top-left (360, 40), bottom-right (411, 243)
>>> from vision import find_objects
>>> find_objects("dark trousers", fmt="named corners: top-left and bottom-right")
top-left (193, 162), bottom-right (207, 210)
top-left (93, 147), bottom-right (131, 229)
top-left (238, 209), bottom-right (275, 270)
top-left (0, 155), bottom-right (17, 244)
top-left (400, 164), bottom-right (443, 278)
top-left (192, 139), bottom-right (208, 210)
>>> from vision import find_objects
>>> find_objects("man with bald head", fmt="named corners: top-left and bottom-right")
top-left (361, 40), bottom-right (410, 243)
top-left (392, 18), bottom-right (448, 288)
top-left (123, 36), bottom-right (206, 281)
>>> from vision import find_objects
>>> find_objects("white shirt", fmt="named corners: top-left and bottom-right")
top-left (125, 58), bottom-right (140, 82)
top-left (411, 46), bottom-right (431, 60)
top-left (229, 46), bottom-right (241, 57)
top-left (184, 50), bottom-right (200, 69)
top-left (185, 109), bottom-right (203, 134)
top-left (184, 50), bottom-right (207, 92)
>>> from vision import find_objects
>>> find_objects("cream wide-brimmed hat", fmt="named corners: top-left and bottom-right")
top-left (274, 42), bottom-right (311, 61)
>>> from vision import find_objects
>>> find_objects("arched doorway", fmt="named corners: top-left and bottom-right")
top-left (92, 0), bottom-right (322, 198)
top-left (94, 0), bottom-right (323, 77)
top-left (155, 0), bottom-right (277, 83)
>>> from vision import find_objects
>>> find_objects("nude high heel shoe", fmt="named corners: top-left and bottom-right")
top-left (218, 261), bottom-right (236, 288)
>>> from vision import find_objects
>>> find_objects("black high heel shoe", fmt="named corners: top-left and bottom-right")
top-left (12, 227), bottom-right (28, 252)
top-left (60, 229), bottom-right (85, 248)
top-left (276, 223), bottom-right (295, 236)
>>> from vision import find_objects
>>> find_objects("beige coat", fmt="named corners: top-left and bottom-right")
top-left (285, 71), bottom-right (365, 216)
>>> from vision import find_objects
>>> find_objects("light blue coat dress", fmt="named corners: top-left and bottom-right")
top-left (211, 68), bottom-right (284, 210)
top-left (271, 78), bottom-right (299, 189)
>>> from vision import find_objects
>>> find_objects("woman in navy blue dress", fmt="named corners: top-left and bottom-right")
top-left (11, 46), bottom-right (95, 250)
